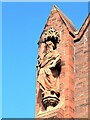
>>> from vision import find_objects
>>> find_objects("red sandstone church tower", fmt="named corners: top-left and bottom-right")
top-left (35, 5), bottom-right (90, 119)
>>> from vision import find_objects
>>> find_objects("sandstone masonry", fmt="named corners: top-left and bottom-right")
top-left (35, 5), bottom-right (90, 119)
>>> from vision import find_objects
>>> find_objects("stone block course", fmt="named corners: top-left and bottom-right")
top-left (36, 5), bottom-right (89, 119)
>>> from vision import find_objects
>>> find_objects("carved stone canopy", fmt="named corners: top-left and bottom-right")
top-left (44, 27), bottom-right (60, 43)
top-left (38, 27), bottom-right (60, 47)
top-left (44, 27), bottom-right (59, 39)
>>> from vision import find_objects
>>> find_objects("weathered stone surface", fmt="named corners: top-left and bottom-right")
top-left (36, 4), bottom-right (90, 119)
top-left (36, 26), bottom-right (61, 114)
top-left (74, 16), bottom-right (90, 118)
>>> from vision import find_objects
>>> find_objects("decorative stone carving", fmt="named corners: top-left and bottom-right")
top-left (44, 27), bottom-right (60, 41)
top-left (36, 27), bottom-right (61, 111)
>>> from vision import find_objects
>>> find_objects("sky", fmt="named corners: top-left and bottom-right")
top-left (2, 2), bottom-right (88, 118)
top-left (0, 2), bottom-right (2, 120)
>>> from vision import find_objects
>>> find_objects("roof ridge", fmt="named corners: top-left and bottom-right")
top-left (78, 13), bottom-right (90, 33)
top-left (74, 13), bottom-right (90, 42)
top-left (53, 4), bottom-right (76, 30)
top-left (39, 4), bottom-right (78, 43)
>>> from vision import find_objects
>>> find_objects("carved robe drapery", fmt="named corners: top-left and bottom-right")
top-left (37, 40), bottom-right (61, 94)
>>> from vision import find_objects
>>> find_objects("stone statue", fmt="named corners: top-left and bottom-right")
top-left (36, 27), bottom-right (61, 110)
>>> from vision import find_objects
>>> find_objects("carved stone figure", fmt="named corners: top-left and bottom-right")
top-left (36, 27), bottom-right (61, 110)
